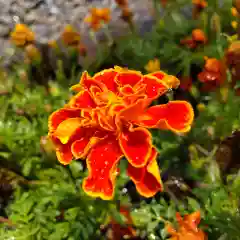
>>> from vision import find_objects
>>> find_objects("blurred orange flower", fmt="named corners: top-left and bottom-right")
top-left (24, 44), bottom-right (41, 63)
top-left (48, 66), bottom-right (194, 200)
top-left (61, 25), bottom-right (81, 47)
top-left (85, 8), bottom-right (111, 31)
top-left (145, 59), bottom-right (161, 73)
top-left (198, 58), bottom-right (226, 91)
top-left (192, 0), bottom-right (207, 9)
top-left (231, 7), bottom-right (239, 17)
top-left (10, 24), bottom-right (35, 47)
top-left (180, 77), bottom-right (192, 91)
top-left (121, 6), bottom-right (133, 23)
top-left (231, 21), bottom-right (238, 29)
top-left (115, 0), bottom-right (128, 7)
top-left (192, 29), bottom-right (207, 44)
top-left (109, 206), bottom-right (136, 240)
top-left (181, 29), bottom-right (207, 49)
top-left (166, 211), bottom-right (207, 240)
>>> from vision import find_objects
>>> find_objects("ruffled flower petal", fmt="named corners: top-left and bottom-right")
top-left (68, 90), bottom-right (96, 108)
top-left (48, 108), bottom-right (81, 133)
top-left (148, 71), bottom-right (166, 80)
top-left (148, 72), bottom-right (180, 89)
top-left (140, 75), bottom-right (169, 98)
top-left (71, 71), bottom-right (106, 92)
top-left (53, 118), bottom-right (82, 144)
top-left (83, 136), bottom-right (123, 200)
top-left (135, 101), bottom-right (194, 133)
top-left (119, 127), bottom-right (152, 167)
top-left (71, 129), bottom-right (107, 159)
top-left (93, 69), bottom-right (118, 93)
top-left (115, 70), bottom-right (142, 87)
top-left (127, 147), bottom-right (163, 198)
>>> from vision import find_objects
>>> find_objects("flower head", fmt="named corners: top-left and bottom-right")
top-left (10, 24), bottom-right (35, 47)
top-left (109, 206), bottom-right (136, 240)
top-left (115, 0), bottom-right (128, 7)
top-left (145, 59), bottom-right (161, 73)
top-left (85, 8), bottom-right (111, 31)
top-left (198, 58), bottom-right (226, 91)
top-left (192, 0), bottom-right (207, 9)
top-left (180, 77), bottom-right (192, 91)
top-left (192, 29), bottom-right (207, 44)
top-left (231, 7), bottom-right (239, 17)
top-left (61, 25), bottom-right (81, 47)
top-left (48, 66), bottom-right (194, 200)
top-left (181, 29), bottom-right (207, 49)
top-left (166, 211), bottom-right (207, 240)
top-left (231, 21), bottom-right (238, 29)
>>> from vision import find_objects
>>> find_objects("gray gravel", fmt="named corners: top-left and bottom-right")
top-left (0, 0), bottom-right (155, 62)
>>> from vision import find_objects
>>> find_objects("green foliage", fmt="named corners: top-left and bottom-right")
top-left (1, 0), bottom-right (240, 239)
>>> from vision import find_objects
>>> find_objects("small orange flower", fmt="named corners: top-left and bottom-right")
top-left (24, 44), bottom-right (41, 63)
top-left (198, 58), bottom-right (226, 91)
top-left (145, 59), bottom-right (161, 73)
top-left (231, 21), bottom-right (238, 29)
top-left (181, 29), bottom-right (206, 49)
top-left (78, 44), bottom-right (87, 57)
top-left (115, 0), bottom-right (128, 7)
top-left (10, 24), bottom-right (35, 47)
top-left (48, 66), bottom-right (194, 200)
top-left (166, 211), bottom-right (207, 240)
top-left (120, 6), bottom-right (133, 23)
top-left (180, 77), bottom-right (192, 91)
top-left (48, 40), bottom-right (58, 49)
top-left (109, 206), bottom-right (136, 240)
top-left (160, 0), bottom-right (168, 7)
top-left (192, 29), bottom-right (207, 44)
top-left (231, 7), bottom-right (239, 17)
top-left (61, 25), bottom-right (81, 47)
top-left (192, 0), bottom-right (207, 9)
top-left (85, 8), bottom-right (111, 31)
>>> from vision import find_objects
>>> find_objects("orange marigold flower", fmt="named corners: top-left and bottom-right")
top-left (120, 7), bottom-right (133, 23)
top-left (10, 23), bottom-right (35, 47)
top-left (109, 206), bottom-right (136, 240)
top-left (48, 66), bottom-right (194, 200)
top-left (231, 7), bottom-right (239, 17)
top-left (115, 0), bottom-right (128, 7)
top-left (180, 77), bottom-right (192, 91)
top-left (192, 0), bottom-right (207, 9)
top-left (145, 59), bottom-right (161, 73)
top-left (85, 8), bottom-right (111, 31)
top-left (198, 58), bottom-right (226, 91)
top-left (166, 211), bottom-right (207, 240)
top-left (161, 0), bottom-right (168, 7)
top-left (61, 25), bottom-right (81, 47)
top-left (231, 21), bottom-right (238, 29)
top-left (192, 29), bottom-right (207, 44)
top-left (24, 44), bottom-right (41, 63)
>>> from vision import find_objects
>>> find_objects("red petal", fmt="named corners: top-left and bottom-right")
top-left (68, 90), bottom-right (96, 108)
top-left (56, 143), bottom-right (74, 165)
top-left (53, 118), bottom-right (82, 144)
top-left (140, 75), bottom-right (169, 98)
top-left (52, 128), bottom-right (86, 165)
top-left (71, 71), bottom-right (106, 92)
top-left (135, 101), bottom-right (194, 133)
top-left (148, 71), bottom-right (166, 80)
top-left (48, 108), bottom-right (81, 133)
top-left (119, 127), bottom-right (152, 167)
top-left (93, 69), bottom-right (118, 93)
top-left (127, 147), bottom-right (163, 198)
top-left (71, 129), bottom-right (106, 159)
top-left (115, 70), bottom-right (142, 87)
top-left (83, 136), bottom-right (123, 200)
